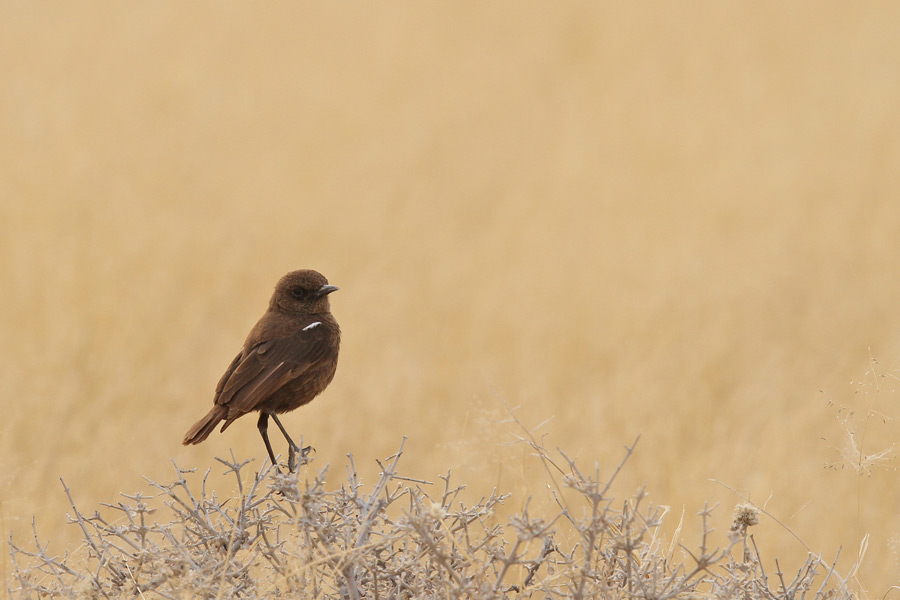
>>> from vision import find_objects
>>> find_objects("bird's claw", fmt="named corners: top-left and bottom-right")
top-left (287, 444), bottom-right (315, 472)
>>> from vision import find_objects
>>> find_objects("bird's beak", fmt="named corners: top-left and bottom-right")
top-left (316, 284), bottom-right (339, 297)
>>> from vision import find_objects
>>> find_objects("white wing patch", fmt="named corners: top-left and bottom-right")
top-left (302, 321), bottom-right (322, 332)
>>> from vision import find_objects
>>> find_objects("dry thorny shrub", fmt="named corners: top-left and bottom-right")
top-left (9, 429), bottom-right (856, 600)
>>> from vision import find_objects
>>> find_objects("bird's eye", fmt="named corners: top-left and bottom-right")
top-left (291, 286), bottom-right (306, 299)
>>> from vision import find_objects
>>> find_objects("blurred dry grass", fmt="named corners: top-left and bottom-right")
top-left (2, 1), bottom-right (900, 594)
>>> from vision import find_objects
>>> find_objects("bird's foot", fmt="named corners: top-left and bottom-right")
top-left (287, 444), bottom-right (315, 473)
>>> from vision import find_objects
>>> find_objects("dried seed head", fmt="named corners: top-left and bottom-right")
top-left (729, 503), bottom-right (760, 542)
top-left (428, 502), bottom-right (447, 520)
top-left (733, 503), bottom-right (760, 528)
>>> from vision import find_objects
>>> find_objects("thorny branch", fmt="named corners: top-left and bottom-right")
top-left (9, 434), bottom-right (856, 600)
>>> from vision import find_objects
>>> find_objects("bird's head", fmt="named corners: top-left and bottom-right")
top-left (270, 269), bottom-right (339, 314)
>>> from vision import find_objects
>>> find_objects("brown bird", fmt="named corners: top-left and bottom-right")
top-left (183, 269), bottom-right (340, 471)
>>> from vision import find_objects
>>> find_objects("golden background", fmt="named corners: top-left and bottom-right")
top-left (3, 2), bottom-right (900, 592)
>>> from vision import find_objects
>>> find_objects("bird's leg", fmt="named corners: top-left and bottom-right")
top-left (269, 413), bottom-right (311, 472)
top-left (257, 412), bottom-right (280, 469)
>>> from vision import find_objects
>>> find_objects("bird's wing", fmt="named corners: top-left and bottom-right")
top-left (214, 351), bottom-right (243, 396)
top-left (214, 323), bottom-right (334, 415)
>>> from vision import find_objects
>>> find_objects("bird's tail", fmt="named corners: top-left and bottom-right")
top-left (183, 405), bottom-right (228, 445)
